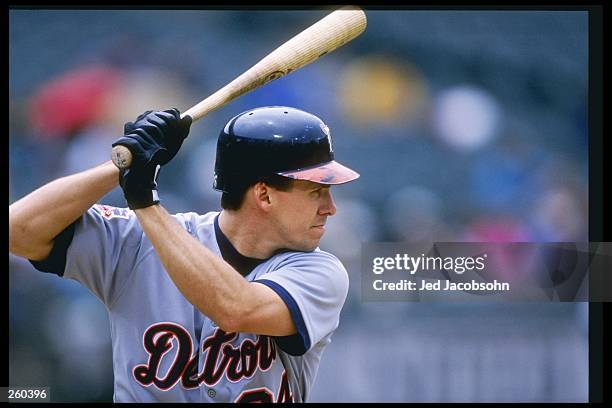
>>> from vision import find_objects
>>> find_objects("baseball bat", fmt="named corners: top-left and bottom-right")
top-left (111, 6), bottom-right (367, 169)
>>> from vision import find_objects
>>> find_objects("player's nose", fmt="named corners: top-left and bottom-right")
top-left (318, 189), bottom-right (337, 217)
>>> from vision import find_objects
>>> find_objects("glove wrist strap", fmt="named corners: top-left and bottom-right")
top-left (125, 189), bottom-right (160, 210)
top-left (120, 167), bottom-right (161, 210)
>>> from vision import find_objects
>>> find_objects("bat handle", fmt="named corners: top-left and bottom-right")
top-left (110, 112), bottom-right (192, 170)
top-left (111, 145), bottom-right (132, 170)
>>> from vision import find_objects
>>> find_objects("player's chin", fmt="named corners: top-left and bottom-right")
top-left (304, 229), bottom-right (325, 249)
top-left (310, 225), bottom-right (327, 240)
top-left (292, 234), bottom-right (322, 252)
top-left (303, 242), bottom-right (320, 252)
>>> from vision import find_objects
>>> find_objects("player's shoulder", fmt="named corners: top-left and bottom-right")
top-left (258, 248), bottom-right (349, 295)
top-left (171, 210), bottom-right (219, 228)
top-left (271, 247), bottom-right (348, 274)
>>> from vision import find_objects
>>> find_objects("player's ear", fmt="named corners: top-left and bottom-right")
top-left (252, 182), bottom-right (272, 211)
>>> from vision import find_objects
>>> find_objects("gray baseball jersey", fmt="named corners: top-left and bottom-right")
top-left (29, 204), bottom-right (349, 402)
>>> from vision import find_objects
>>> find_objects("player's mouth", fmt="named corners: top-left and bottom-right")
top-left (311, 217), bottom-right (328, 233)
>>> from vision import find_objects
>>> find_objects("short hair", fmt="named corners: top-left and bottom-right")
top-left (220, 174), bottom-right (294, 211)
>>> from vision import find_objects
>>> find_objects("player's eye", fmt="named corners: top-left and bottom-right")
top-left (310, 188), bottom-right (322, 197)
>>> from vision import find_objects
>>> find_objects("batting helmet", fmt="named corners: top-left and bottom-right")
top-left (213, 106), bottom-right (359, 193)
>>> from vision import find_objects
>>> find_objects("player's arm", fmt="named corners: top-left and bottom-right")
top-left (113, 109), bottom-right (294, 336)
top-left (9, 161), bottom-right (120, 261)
top-left (135, 204), bottom-right (296, 336)
top-left (8, 108), bottom-right (188, 262)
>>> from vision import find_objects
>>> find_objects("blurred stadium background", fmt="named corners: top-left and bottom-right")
top-left (9, 9), bottom-right (588, 402)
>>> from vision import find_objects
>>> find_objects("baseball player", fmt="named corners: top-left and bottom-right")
top-left (8, 106), bottom-right (359, 402)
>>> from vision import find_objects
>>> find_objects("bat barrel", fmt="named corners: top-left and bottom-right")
top-left (111, 6), bottom-right (367, 170)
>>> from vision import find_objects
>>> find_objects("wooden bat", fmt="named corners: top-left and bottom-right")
top-left (111, 6), bottom-right (367, 169)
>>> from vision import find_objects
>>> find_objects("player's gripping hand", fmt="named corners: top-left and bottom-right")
top-left (114, 109), bottom-right (192, 167)
top-left (112, 109), bottom-right (192, 209)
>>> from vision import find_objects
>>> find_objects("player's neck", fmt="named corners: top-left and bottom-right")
top-left (218, 210), bottom-right (279, 260)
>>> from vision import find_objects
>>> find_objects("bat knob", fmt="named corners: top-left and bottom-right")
top-left (111, 145), bottom-right (133, 170)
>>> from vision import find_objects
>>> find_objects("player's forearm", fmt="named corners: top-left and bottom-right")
top-left (135, 205), bottom-right (254, 331)
top-left (9, 160), bottom-right (120, 260)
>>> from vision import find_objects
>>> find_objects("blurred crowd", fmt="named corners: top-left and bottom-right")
top-left (9, 9), bottom-right (589, 402)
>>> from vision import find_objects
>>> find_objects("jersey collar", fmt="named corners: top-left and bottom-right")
top-left (213, 214), bottom-right (269, 277)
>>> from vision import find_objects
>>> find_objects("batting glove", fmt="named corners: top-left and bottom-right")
top-left (118, 161), bottom-right (162, 210)
top-left (112, 109), bottom-right (192, 209)
top-left (114, 109), bottom-right (192, 166)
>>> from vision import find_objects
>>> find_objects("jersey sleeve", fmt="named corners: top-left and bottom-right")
top-left (31, 204), bottom-right (146, 307)
top-left (254, 250), bottom-right (350, 356)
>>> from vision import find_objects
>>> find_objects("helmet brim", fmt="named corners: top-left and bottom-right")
top-left (277, 160), bottom-right (360, 185)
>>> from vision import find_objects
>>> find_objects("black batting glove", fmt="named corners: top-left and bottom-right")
top-left (113, 108), bottom-right (192, 167)
top-left (112, 109), bottom-right (192, 209)
top-left (119, 162), bottom-right (162, 210)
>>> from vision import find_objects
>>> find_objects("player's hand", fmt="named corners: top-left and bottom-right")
top-left (112, 109), bottom-right (192, 167)
top-left (113, 109), bottom-right (192, 209)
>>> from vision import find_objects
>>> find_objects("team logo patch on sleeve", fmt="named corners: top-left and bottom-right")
top-left (93, 204), bottom-right (133, 220)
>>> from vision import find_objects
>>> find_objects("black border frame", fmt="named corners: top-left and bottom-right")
top-left (6, 1), bottom-right (610, 404)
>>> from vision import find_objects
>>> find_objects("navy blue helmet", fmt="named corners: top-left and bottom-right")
top-left (213, 106), bottom-right (359, 193)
